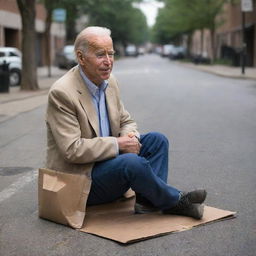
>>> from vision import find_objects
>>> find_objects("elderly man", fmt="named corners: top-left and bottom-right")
top-left (46, 26), bottom-right (206, 222)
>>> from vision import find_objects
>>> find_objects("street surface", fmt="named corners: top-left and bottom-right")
top-left (0, 55), bottom-right (256, 255)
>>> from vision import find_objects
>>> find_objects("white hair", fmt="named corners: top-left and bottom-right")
top-left (74, 26), bottom-right (111, 53)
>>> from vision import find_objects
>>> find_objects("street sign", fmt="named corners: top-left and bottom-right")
top-left (241, 0), bottom-right (253, 12)
top-left (52, 8), bottom-right (67, 23)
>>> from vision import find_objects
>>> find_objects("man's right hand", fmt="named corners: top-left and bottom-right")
top-left (117, 136), bottom-right (141, 154)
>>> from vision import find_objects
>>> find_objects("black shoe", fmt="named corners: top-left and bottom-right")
top-left (163, 203), bottom-right (204, 220)
top-left (162, 189), bottom-right (207, 220)
top-left (134, 194), bottom-right (158, 214)
top-left (181, 189), bottom-right (207, 204)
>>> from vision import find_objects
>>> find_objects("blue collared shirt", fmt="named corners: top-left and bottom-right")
top-left (79, 67), bottom-right (111, 137)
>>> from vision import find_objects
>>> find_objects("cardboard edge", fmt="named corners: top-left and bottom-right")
top-left (79, 228), bottom-right (181, 245)
top-left (79, 210), bottom-right (237, 244)
top-left (121, 212), bottom-right (237, 244)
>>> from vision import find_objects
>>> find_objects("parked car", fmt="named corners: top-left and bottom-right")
top-left (192, 52), bottom-right (211, 64)
top-left (125, 45), bottom-right (138, 57)
top-left (161, 44), bottom-right (175, 57)
top-left (56, 45), bottom-right (77, 69)
top-left (0, 47), bottom-right (22, 86)
top-left (169, 46), bottom-right (186, 60)
top-left (138, 47), bottom-right (146, 55)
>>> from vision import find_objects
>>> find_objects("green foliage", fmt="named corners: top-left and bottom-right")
top-left (153, 0), bottom-right (227, 44)
top-left (40, 0), bottom-right (83, 41)
top-left (41, 0), bottom-right (148, 45)
top-left (82, 0), bottom-right (149, 45)
top-left (213, 58), bottom-right (232, 66)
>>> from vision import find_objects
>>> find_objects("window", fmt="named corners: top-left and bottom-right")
top-left (9, 51), bottom-right (19, 57)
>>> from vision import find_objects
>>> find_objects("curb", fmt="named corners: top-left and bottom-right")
top-left (0, 87), bottom-right (49, 104)
top-left (178, 62), bottom-right (256, 81)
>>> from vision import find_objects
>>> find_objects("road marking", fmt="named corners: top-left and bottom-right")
top-left (0, 170), bottom-right (38, 203)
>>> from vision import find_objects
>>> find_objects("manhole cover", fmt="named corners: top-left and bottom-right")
top-left (0, 167), bottom-right (34, 176)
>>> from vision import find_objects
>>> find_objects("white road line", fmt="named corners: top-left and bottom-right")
top-left (0, 170), bottom-right (38, 203)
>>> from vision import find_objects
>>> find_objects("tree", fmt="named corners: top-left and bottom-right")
top-left (42, 0), bottom-right (148, 68)
top-left (153, 0), bottom-right (227, 59)
top-left (42, 0), bottom-right (85, 76)
top-left (16, 0), bottom-right (39, 90)
top-left (42, 0), bottom-right (55, 78)
top-left (82, 0), bottom-right (149, 47)
top-left (42, 0), bottom-right (88, 77)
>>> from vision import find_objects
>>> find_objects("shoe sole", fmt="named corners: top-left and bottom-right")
top-left (194, 203), bottom-right (204, 220)
top-left (162, 203), bottom-right (205, 220)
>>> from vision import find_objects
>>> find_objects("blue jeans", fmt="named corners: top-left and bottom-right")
top-left (87, 132), bottom-right (180, 210)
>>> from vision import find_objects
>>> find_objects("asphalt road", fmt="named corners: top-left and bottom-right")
top-left (0, 55), bottom-right (256, 256)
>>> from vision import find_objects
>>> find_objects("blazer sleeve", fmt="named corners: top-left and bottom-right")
top-left (46, 87), bottom-right (117, 164)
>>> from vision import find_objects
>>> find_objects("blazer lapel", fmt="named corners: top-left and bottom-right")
top-left (73, 68), bottom-right (100, 136)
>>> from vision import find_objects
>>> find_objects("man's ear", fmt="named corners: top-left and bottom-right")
top-left (77, 50), bottom-right (85, 64)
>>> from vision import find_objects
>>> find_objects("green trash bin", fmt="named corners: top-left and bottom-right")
top-left (0, 61), bottom-right (10, 93)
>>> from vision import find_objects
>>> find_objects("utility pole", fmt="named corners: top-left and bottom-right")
top-left (241, 0), bottom-right (253, 75)
top-left (241, 11), bottom-right (246, 74)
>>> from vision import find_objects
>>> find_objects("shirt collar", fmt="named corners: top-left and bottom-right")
top-left (79, 65), bottom-right (108, 97)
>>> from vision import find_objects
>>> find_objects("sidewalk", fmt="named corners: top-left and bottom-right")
top-left (0, 66), bottom-right (66, 123)
top-left (0, 66), bottom-right (66, 104)
top-left (179, 62), bottom-right (256, 80)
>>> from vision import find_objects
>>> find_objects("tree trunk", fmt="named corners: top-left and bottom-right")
top-left (186, 32), bottom-right (193, 58)
top-left (200, 29), bottom-right (204, 56)
top-left (210, 27), bottom-right (216, 62)
top-left (17, 0), bottom-right (39, 90)
top-left (44, 1), bottom-right (53, 78)
top-left (66, 5), bottom-right (77, 43)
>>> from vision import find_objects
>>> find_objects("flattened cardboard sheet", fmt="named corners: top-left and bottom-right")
top-left (80, 198), bottom-right (236, 244)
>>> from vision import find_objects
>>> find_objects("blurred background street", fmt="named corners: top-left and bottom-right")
top-left (0, 54), bottom-right (256, 255)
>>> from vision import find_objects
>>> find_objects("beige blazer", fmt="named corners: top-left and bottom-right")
top-left (39, 66), bottom-right (139, 228)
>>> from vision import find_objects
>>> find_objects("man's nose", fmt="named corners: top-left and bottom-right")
top-left (103, 54), bottom-right (112, 64)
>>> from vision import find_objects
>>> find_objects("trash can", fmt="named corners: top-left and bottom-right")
top-left (0, 61), bottom-right (10, 93)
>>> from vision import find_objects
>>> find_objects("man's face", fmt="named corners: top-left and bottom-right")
top-left (78, 35), bottom-right (114, 85)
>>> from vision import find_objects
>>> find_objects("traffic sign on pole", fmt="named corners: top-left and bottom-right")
top-left (241, 0), bottom-right (253, 12)
top-left (53, 9), bottom-right (67, 23)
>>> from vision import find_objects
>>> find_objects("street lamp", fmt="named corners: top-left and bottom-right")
top-left (241, 0), bottom-right (253, 75)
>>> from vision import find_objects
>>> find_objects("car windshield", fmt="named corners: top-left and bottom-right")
top-left (0, 52), bottom-right (5, 57)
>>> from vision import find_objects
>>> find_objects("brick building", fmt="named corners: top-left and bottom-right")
top-left (0, 0), bottom-right (65, 66)
top-left (191, 0), bottom-right (256, 67)
top-left (216, 0), bottom-right (256, 66)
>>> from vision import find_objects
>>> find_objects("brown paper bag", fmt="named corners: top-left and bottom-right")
top-left (38, 168), bottom-right (90, 228)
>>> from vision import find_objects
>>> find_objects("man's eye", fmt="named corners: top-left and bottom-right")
top-left (95, 52), bottom-right (115, 59)
top-left (96, 53), bottom-right (105, 58)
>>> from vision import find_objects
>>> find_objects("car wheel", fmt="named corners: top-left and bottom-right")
top-left (9, 68), bottom-right (21, 86)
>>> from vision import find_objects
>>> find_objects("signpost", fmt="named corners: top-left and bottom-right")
top-left (52, 8), bottom-right (67, 23)
top-left (241, 0), bottom-right (253, 12)
top-left (240, 0), bottom-right (253, 74)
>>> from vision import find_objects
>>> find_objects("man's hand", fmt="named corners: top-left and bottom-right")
top-left (117, 135), bottom-right (141, 154)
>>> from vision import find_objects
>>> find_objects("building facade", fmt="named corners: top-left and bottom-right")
top-left (216, 0), bottom-right (256, 66)
top-left (190, 0), bottom-right (256, 67)
top-left (0, 0), bottom-right (66, 66)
